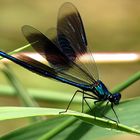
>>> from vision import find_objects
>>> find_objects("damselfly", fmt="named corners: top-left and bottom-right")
top-left (0, 2), bottom-right (121, 122)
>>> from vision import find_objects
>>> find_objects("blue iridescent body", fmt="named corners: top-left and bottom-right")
top-left (0, 2), bottom-right (121, 122)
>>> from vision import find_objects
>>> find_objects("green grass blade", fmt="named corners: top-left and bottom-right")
top-left (0, 85), bottom-right (81, 103)
top-left (0, 43), bottom-right (31, 60)
top-left (0, 117), bottom-right (70, 140)
top-left (0, 64), bottom-right (38, 107)
top-left (112, 71), bottom-right (140, 93)
top-left (0, 106), bottom-right (139, 136)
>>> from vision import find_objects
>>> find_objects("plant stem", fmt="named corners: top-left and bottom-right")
top-left (0, 86), bottom-right (81, 103)
top-left (112, 71), bottom-right (140, 93)
top-left (0, 43), bottom-right (31, 60)
top-left (1, 63), bottom-right (38, 107)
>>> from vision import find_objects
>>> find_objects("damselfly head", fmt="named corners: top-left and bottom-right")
top-left (109, 93), bottom-right (121, 105)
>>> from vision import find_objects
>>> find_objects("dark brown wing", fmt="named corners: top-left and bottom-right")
top-left (21, 25), bottom-right (91, 85)
top-left (57, 2), bottom-right (99, 82)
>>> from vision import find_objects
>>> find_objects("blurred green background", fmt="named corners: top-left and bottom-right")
top-left (0, 0), bottom-right (140, 139)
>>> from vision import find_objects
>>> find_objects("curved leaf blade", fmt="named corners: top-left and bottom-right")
top-left (0, 106), bottom-right (140, 136)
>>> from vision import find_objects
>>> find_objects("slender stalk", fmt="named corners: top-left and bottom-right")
top-left (0, 85), bottom-right (81, 103)
top-left (112, 71), bottom-right (140, 93)
top-left (0, 43), bottom-right (31, 60)
top-left (1, 63), bottom-right (38, 107)
top-left (38, 71), bottom-right (140, 140)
